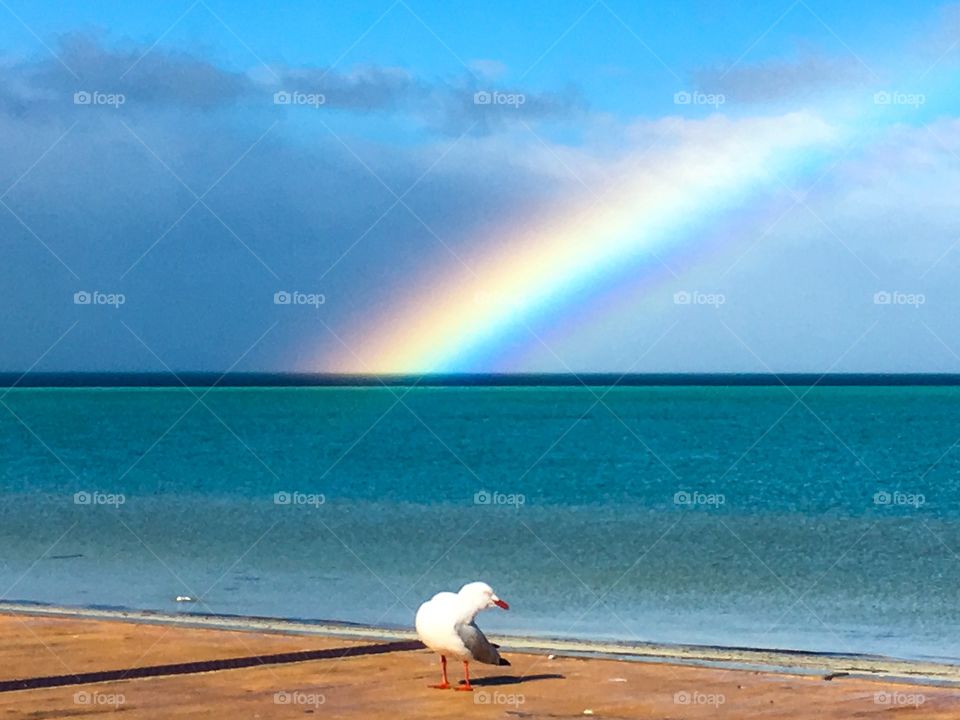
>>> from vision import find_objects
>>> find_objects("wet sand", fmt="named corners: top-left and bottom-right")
top-left (0, 612), bottom-right (957, 718)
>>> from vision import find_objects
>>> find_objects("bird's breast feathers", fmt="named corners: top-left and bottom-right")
top-left (416, 594), bottom-right (471, 658)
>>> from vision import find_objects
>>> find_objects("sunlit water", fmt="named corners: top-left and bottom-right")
top-left (1, 386), bottom-right (958, 662)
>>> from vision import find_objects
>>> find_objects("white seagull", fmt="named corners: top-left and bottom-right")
top-left (415, 581), bottom-right (510, 691)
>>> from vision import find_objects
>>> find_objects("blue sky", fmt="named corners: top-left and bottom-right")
top-left (1, 1), bottom-right (960, 373)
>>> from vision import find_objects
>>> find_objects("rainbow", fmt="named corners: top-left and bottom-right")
top-left (336, 112), bottom-right (839, 374)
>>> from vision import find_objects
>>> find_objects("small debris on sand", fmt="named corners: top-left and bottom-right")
top-left (824, 672), bottom-right (850, 681)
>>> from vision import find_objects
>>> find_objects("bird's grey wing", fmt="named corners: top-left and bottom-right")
top-left (456, 621), bottom-right (501, 665)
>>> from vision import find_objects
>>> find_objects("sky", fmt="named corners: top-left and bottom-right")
top-left (1, 0), bottom-right (960, 374)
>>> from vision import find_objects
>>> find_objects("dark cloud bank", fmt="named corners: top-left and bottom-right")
top-left (0, 35), bottom-right (587, 372)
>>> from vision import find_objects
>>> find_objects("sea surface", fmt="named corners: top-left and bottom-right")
top-left (1, 386), bottom-right (958, 662)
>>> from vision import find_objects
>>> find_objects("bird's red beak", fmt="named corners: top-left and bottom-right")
top-left (493, 598), bottom-right (509, 610)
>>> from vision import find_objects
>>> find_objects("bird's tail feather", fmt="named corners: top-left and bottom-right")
top-left (498, 657), bottom-right (511, 666)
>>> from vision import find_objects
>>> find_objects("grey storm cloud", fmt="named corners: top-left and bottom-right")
top-left (0, 35), bottom-right (590, 372)
top-left (693, 52), bottom-right (871, 103)
top-left (428, 82), bottom-right (587, 136)
top-left (0, 35), bottom-right (586, 133)
top-left (277, 65), bottom-right (419, 111)
top-left (0, 34), bottom-right (250, 112)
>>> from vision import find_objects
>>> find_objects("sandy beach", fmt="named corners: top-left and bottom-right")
top-left (1, 611), bottom-right (957, 718)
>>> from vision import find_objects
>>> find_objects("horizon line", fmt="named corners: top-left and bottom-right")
top-left (3, 372), bottom-right (960, 388)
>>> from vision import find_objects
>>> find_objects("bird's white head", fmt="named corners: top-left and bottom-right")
top-left (458, 581), bottom-right (509, 612)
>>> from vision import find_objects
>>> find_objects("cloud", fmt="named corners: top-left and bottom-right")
top-left (277, 65), bottom-right (417, 111)
top-left (0, 40), bottom-right (592, 371)
top-left (1, 33), bottom-right (253, 111)
top-left (425, 81), bottom-right (587, 136)
top-left (693, 52), bottom-right (872, 103)
top-left (0, 35), bottom-right (586, 134)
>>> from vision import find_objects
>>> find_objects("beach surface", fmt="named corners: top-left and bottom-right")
top-left (1, 612), bottom-right (957, 718)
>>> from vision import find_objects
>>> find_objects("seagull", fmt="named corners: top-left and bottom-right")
top-left (415, 581), bottom-right (510, 691)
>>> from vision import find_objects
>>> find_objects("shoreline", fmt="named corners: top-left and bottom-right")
top-left (3, 601), bottom-right (957, 687)
top-left (2, 611), bottom-right (958, 718)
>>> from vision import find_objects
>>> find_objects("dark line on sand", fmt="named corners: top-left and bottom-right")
top-left (0, 640), bottom-right (425, 692)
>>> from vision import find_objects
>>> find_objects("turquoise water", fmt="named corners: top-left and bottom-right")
top-left (1, 386), bottom-right (958, 662)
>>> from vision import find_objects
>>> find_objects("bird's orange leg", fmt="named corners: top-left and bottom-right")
top-left (455, 660), bottom-right (473, 691)
top-left (429, 655), bottom-right (451, 689)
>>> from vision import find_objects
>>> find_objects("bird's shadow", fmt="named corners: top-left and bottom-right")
top-left (464, 673), bottom-right (564, 687)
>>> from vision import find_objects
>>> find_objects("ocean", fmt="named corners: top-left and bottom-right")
top-left (1, 385), bottom-right (958, 663)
